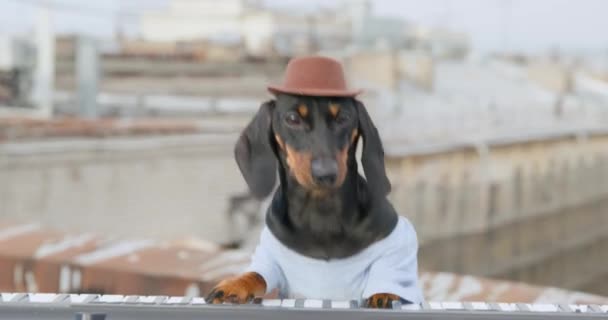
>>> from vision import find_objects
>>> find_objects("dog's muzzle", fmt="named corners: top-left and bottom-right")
top-left (311, 157), bottom-right (338, 187)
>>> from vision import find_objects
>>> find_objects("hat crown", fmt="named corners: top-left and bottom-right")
top-left (283, 56), bottom-right (347, 91)
top-left (268, 56), bottom-right (362, 97)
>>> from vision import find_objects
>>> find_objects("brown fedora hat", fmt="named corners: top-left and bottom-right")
top-left (268, 56), bottom-right (363, 97)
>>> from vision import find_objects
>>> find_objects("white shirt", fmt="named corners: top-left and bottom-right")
top-left (246, 216), bottom-right (424, 303)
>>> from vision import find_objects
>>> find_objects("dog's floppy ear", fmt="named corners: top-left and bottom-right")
top-left (234, 100), bottom-right (277, 199)
top-left (355, 99), bottom-right (391, 197)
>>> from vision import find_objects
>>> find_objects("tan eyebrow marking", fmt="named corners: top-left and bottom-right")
top-left (329, 103), bottom-right (340, 118)
top-left (297, 104), bottom-right (308, 117)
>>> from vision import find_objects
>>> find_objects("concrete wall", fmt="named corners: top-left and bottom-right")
top-left (0, 134), bottom-right (247, 244)
top-left (386, 133), bottom-right (608, 242)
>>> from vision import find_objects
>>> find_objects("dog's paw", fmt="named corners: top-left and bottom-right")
top-left (365, 293), bottom-right (402, 309)
top-left (206, 272), bottom-right (266, 304)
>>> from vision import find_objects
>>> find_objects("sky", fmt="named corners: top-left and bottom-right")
top-left (1, 0), bottom-right (607, 55)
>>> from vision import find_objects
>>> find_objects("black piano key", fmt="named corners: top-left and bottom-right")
top-left (74, 312), bottom-right (107, 320)
top-left (322, 299), bottom-right (331, 309)
top-left (570, 304), bottom-right (589, 313)
top-left (294, 298), bottom-right (305, 308)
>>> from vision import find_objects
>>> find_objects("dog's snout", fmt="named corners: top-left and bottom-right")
top-left (311, 158), bottom-right (338, 186)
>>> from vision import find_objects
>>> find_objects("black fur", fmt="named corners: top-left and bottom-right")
top-left (356, 100), bottom-right (392, 198)
top-left (234, 101), bottom-right (277, 199)
top-left (235, 94), bottom-right (397, 259)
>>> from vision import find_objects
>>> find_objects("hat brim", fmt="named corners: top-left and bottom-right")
top-left (268, 85), bottom-right (363, 98)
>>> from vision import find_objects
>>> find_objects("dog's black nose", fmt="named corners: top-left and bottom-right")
top-left (311, 158), bottom-right (338, 186)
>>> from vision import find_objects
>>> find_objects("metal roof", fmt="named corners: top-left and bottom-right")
top-left (0, 221), bottom-right (606, 304)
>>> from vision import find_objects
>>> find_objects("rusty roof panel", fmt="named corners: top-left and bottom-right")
top-left (0, 221), bottom-right (606, 304)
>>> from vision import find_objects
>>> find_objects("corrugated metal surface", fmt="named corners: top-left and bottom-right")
top-left (0, 221), bottom-right (606, 304)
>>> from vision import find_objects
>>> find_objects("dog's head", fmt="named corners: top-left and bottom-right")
top-left (235, 93), bottom-right (390, 199)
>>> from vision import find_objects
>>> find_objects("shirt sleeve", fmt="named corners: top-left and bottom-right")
top-left (362, 219), bottom-right (424, 303)
top-left (245, 228), bottom-right (286, 295)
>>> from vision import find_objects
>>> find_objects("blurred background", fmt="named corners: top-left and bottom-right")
top-left (1, 0), bottom-right (608, 305)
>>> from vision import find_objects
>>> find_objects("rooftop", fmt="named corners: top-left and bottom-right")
top-left (0, 221), bottom-right (606, 304)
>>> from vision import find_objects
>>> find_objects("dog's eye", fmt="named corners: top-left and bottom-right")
top-left (335, 113), bottom-right (350, 125)
top-left (285, 113), bottom-right (302, 126)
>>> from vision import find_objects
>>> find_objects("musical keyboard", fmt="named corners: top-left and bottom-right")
top-left (0, 293), bottom-right (606, 320)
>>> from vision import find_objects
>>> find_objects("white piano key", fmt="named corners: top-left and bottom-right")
top-left (1, 293), bottom-right (19, 302)
top-left (52, 294), bottom-right (68, 303)
top-left (570, 304), bottom-right (589, 313)
top-left (498, 303), bottom-right (518, 312)
top-left (261, 299), bottom-right (282, 307)
top-left (442, 302), bottom-right (464, 310)
top-left (471, 302), bottom-right (490, 310)
top-left (331, 300), bottom-right (351, 309)
top-left (163, 296), bottom-right (186, 304)
top-left (517, 303), bottom-right (532, 312)
top-left (401, 304), bottom-right (422, 311)
top-left (68, 294), bottom-right (85, 303)
top-left (154, 296), bottom-right (168, 304)
top-left (281, 299), bottom-right (296, 308)
top-left (137, 296), bottom-right (158, 304)
top-left (69, 294), bottom-right (98, 303)
top-left (530, 304), bottom-right (558, 312)
top-left (99, 295), bottom-right (125, 303)
top-left (589, 305), bottom-right (604, 313)
top-left (429, 302), bottom-right (444, 310)
top-left (600, 305), bottom-right (607, 313)
top-left (28, 293), bottom-right (59, 303)
top-left (191, 297), bottom-right (206, 305)
top-left (303, 299), bottom-right (323, 308)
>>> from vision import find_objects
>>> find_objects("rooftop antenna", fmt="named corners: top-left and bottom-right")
top-left (500, 0), bottom-right (512, 54)
top-left (32, 3), bottom-right (55, 118)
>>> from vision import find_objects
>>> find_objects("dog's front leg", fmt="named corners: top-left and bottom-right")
top-left (206, 272), bottom-right (267, 304)
top-left (365, 293), bottom-right (404, 309)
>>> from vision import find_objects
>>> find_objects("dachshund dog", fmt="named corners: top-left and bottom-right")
top-left (206, 94), bottom-right (422, 308)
